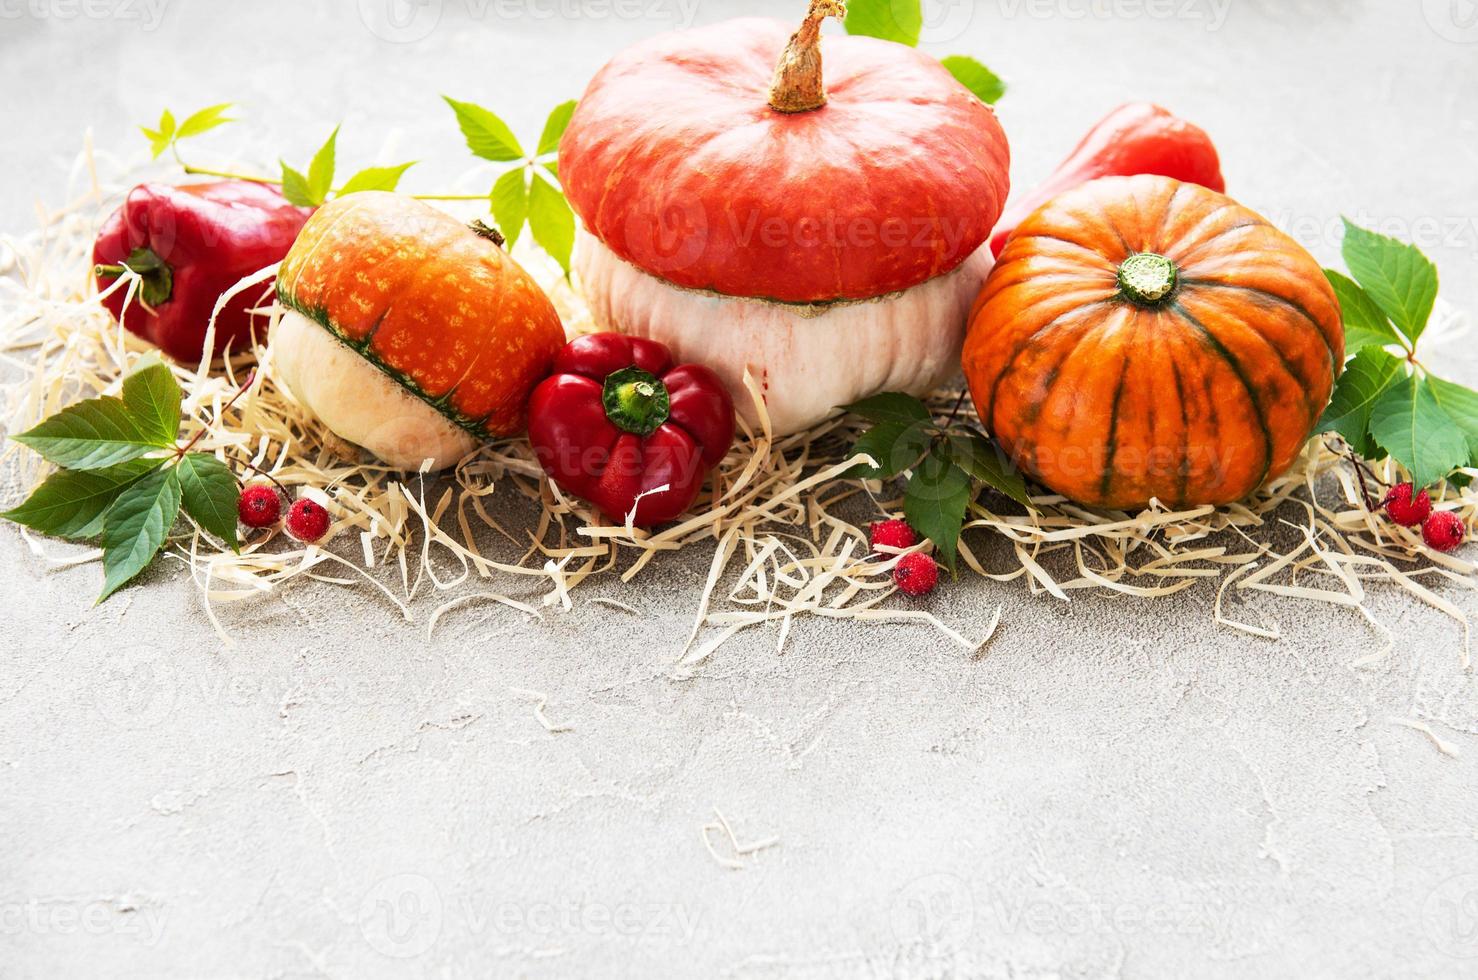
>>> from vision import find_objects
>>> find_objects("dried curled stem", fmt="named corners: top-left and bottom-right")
top-left (767, 0), bottom-right (847, 114)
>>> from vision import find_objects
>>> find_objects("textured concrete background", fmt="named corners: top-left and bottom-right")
top-left (3, 1), bottom-right (1478, 977)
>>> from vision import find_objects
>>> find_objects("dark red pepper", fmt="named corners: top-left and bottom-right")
top-left (990, 103), bottom-right (1225, 257)
top-left (93, 181), bottom-right (311, 363)
top-left (528, 333), bottom-right (735, 527)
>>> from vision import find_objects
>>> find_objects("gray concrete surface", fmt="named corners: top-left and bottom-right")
top-left (3, 1), bottom-right (1478, 977)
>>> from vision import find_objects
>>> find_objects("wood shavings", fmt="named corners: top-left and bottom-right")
top-left (1390, 717), bottom-right (1461, 758)
top-left (2, 146), bottom-right (1475, 672)
top-left (700, 808), bottom-right (779, 870)
top-left (508, 687), bottom-right (572, 734)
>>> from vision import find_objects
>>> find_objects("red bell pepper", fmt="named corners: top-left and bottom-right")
top-left (93, 181), bottom-right (311, 363)
top-left (990, 103), bottom-right (1225, 257)
top-left (528, 333), bottom-right (735, 527)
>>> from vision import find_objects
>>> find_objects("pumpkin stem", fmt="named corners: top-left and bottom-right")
top-left (767, 0), bottom-right (847, 114)
top-left (1117, 253), bottom-right (1178, 306)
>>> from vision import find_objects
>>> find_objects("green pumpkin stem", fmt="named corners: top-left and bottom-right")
top-left (602, 367), bottom-right (671, 436)
top-left (1117, 252), bottom-right (1178, 306)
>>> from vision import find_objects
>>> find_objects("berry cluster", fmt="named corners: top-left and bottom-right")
top-left (1380, 483), bottom-right (1465, 553)
top-left (869, 518), bottom-right (939, 597)
top-left (236, 484), bottom-right (331, 543)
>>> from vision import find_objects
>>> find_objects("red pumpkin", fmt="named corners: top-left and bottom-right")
top-left (559, 0), bottom-right (1010, 435)
top-left (962, 175), bottom-right (1343, 510)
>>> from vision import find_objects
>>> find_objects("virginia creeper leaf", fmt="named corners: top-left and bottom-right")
top-left (175, 103), bottom-right (236, 140)
top-left (443, 96), bottom-right (524, 162)
top-left (121, 358), bottom-right (183, 445)
top-left (338, 162), bottom-right (416, 196)
top-left (904, 444), bottom-right (972, 571)
top-left (527, 172), bottom-right (574, 275)
top-left (1340, 219), bottom-right (1438, 345)
top-left (306, 127), bottom-right (339, 206)
top-left (1315, 347), bottom-right (1405, 456)
top-left (536, 100), bottom-right (577, 157)
top-left (940, 56), bottom-right (1007, 105)
top-left (846, 420), bottom-right (933, 480)
top-left (490, 168), bottom-right (529, 250)
top-left (948, 430), bottom-right (1030, 507)
top-left (1427, 375), bottom-right (1478, 465)
top-left (845, 0), bottom-right (922, 46)
top-left (13, 397), bottom-right (170, 471)
top-left (174, 453), bottom-right (240, 553)
top-left (99, 467), bottom-right (182, 602)
top-left (1368, 374), bottom-right (1469, 489)
top-left (841, 392), bottom-right (932, 427)
top-left (0, 458), bottom-right (161, 540)
top-left (279, 163), bottom-right (314, 208)
top-left (1324, 269), bottom-right (1403, 354)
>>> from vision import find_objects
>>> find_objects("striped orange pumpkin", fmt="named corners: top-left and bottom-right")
top-left (962, 175), bottom-right (1343, 510)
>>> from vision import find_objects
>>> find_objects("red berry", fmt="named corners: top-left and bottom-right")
top-left (1382, 483), bottom-right (1432, 527)
top-left (870, 518), bottom-right (919, 551)
top-left (1422, 511), bottom-right (1466, 553)
top-left (893, 553), bottom-right (939, 597)
top-left (237, 484), bottom-right (281, 528)
top-left (286, 498), bottom-right (331, 543)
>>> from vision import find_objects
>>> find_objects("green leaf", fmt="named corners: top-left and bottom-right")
top-left (175, 103), bottom-right (236, 140)
top-left (527, 172), bottom-right (574, 276)
top-left (279, 162), bottom-right (314, 208)
top-left (904, 444), bottom-right (972, 571)
top-left (948, 430), bottom-right (1030, 507)
top-left (443, 96), bottom-right (524, 162)
top-left (13, 395), bottom-right (171, 471)
top-left (337, 162), bottom-right (415, 196)
top-left (174, 453), bottom-right (240, 553)
top-left (841, 392), bottom-right (932, 427)
top-left (1428, 375), bottom-right (1478, 464)
top-left (141, 108), bottom-right (177, 158)
top-left (940, 55), bottom-right (1007, 105)
top-left (99, 467), bottom-right (182, 602)
top-left (536, 100), bottom-right (577, 157)
top-left (1324, 269), bottom-right (1403, 354)
top-left (1368, 374), bottom-right (1470, 488)
top-left (1, 458), bottom-right (161, 540)
top-left (121, 358), bottom-right (183, 445)
top-left (306, 127), bottom-right (339, 206)
top-left (844, 0), bottom-right (922, 45)
top-left (489, 168), bottom-right (529, 250)
top-left (1340, 219), bottom-right (1439, 345)
top-left (846, 420), bottom-right (933, 479)
top-left (1315, 347), bottom-right (1405, 455)
top-left (543, 160), bottom-right (560, 181)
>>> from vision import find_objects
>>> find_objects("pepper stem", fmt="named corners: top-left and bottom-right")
top-left (1117, 252), bottom-right (1178, 306)
top-left (602, 367), bottom-right (671, 437)
top-left (94, 247), bottom-right (173, 307)
top-left (767, 0), bottom-right (847, 114)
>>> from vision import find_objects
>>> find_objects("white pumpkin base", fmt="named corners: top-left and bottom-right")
top-left (272, 310), bottom-right (477, 471)
top-left (574, 230), bottom-right (995, 436)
